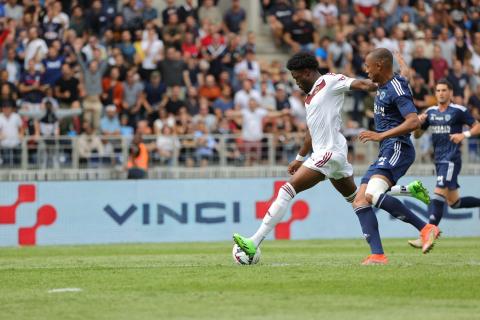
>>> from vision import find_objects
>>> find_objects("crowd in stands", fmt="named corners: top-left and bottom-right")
top-left (1, 0), bottom-right (480, 173)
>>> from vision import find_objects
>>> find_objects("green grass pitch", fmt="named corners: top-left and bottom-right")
top-left (1, 238), bottom-right (479, 320)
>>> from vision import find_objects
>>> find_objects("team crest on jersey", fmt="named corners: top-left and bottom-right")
top-left (445, 114), bottom-right (451, 121)
top-left (380, 91), bottom-right (386, 100)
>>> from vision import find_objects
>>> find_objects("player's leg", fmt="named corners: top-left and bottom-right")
top-left (329, 175), bottom-right (357, 203)
top-left (367, 174), bottom-right (440, 253)
top-left (446, 162), bottom-right (480, 209)
top-left (233, 165), bottom-right (326, 255)
top-left (352, 182), bottom-right (387, 265)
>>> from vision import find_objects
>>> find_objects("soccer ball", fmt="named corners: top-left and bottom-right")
top-left (232, 244), bottom-right (261, 265)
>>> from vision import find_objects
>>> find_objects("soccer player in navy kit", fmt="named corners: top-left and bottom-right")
top-left (408, 79), bottom-right (480, 248)
top-left (352, 48), bottom-right (440, 265)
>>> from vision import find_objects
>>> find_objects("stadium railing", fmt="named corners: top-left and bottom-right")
top-left (0, 134), bottom-right (479, 181)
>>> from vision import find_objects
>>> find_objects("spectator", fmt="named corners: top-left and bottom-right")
top-left (24, 26), bottom-right (48, 69)
top-left (120, 114), bottom-right (135, 138)
top-left (101, 66), bottom-right (124, 110)
top-left (198, 0), bottom-right (222, 26)
top-left (178, 0), bottom-right (197, 23)
top-left (203, 32), bottom-right (227, 78)
top-left (0, 100), bottom-right (23, 166)
top-left (142, 0), bottom-right (158, 23)
top-left (284, 10), bottom-right (317, 53)
top-left (153, 108), bottom-right (175, 134)
top-left (436, 27), bottom-right (455, 67)
top-left (85, 0), bottom-right (109, 36)
top-left (353, 0), bottom-right (378, 18)
top-left (258, 81), bottom-right (276, 111)
top-left (313, 0), bottom-right (338, 28)
top-left (199, 74), bottom-right (221, 102)
top-left (70, 6), bottom-right (87, 37)
top-left (431, 45), bottom-right (449, 83)
top-left (213, 85), bottom-right (234, 116)
top-left (100, 104), bottom-right (121, 137)
top-left (122, 0), bottom-right (142, 30)
top-left (234, 50), bottom-right (260, 83)
top-left (118, 30), bottom-right (136, 64)
top-left (42, 46), bottom-right (64, 87)
top-left (234, 79), bottom-right (261, 110)
top-left (0, 47), bottom-right (21, 84)
top-left (140, 24), bottom-right (164, 80)
top-left (328, 32), bottom-right (353, 73)
top-left (410, 45), bottom-right (434, 89)
top-left (372, 27), bottom-right (397, 52)
top-left (155, 125), bottom-right (180, 165)
top-left (162, 13), bottom-right (183, 50)
top-left (162, 85), bottom-right (186, 117)
top-left (468, 84), bottom-right (480, 120)
top-left (4, 0), bottom-right (23, 21)
top-left (158, 47), bottom-right (187, 87)
top-left (19, 59), bottom-right (45, 117)
top-left (447, 60), bottom-right (470, 100)
top-left (411, 74), bottom-right (430, 111)
top-left (194, 121), bottom-right (216, 167)
top-left (395, 0), bottom-right (416, 24)
top-left (193, 97), bottom-right (217, 132)
top-left (162, 0), bottom-right (178, 25)
top-left (223, 0), bottom-right (246, 35)
top-left (139, 71), bottom-right (166, 123)
top-left (54, 63), bottom-right (81, 133)
top-left (453, 27), bottom-right (471, 64)
top-left (267, 0), bottom-right (294, 46)
top-left (274, 84), bottom-right (291, 111)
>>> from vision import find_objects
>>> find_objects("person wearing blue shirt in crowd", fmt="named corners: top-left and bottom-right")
top-left (353, 48), bottom-right (440, 265)
top-left (407, 79), bottom-right (480, 248)
top-left (42, 46), bottom-right (64, 86)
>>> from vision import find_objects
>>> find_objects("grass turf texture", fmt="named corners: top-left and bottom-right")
top-left (1, 238), bottom-right (479, 320)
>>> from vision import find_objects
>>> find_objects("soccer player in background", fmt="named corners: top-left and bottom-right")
top-left (352, 48), bottom-right (440, 265)
top-left (232, 52), bottom-right (428, 265)
top-left (407, 79), bottom-right (480, 248)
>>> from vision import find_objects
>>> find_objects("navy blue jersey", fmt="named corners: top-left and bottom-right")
top-left (374, 75), bottom-right (417, 148)
top-left (422, 104), bottom-right (476, 162)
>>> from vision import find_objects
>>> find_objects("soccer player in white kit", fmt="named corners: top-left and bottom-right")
top-left (233, 52), bottom-right (379, 262)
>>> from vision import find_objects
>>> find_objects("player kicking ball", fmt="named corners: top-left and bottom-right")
top-left (351, 48), bottom-right (440, 265)
top-left (407, 79), bottom-right (480, 248)
top-left (233, 52), bottom-right (429, 265)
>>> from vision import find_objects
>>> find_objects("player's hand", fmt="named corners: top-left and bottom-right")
top-left (418, 113), bottom-right (427, 124)
top-left (450, 133), bottom-right (465, 144)
top-left (287, 160), bottom-right (303, 175)
top-left (358, 130), bottom-right (384, 143)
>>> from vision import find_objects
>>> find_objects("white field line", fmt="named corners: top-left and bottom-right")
top-left (48, 288), bottom-right (83, 293)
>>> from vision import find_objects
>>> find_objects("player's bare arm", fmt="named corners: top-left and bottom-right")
top-left (413, 113), bottom-right (428, 138)
top-left (288, 128), bottom-right (312, 175)
top-left (450, 121), bottom-right (480, 144)
top-left (350, 79), bottom-right (378, 92)
top-left (359, 113), bottom-right (420, 143)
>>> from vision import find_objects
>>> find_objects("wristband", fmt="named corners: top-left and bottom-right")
top-left (296, 154), bottom-right (307, 162)
top-left (463, 131), bottom-right (472, 138)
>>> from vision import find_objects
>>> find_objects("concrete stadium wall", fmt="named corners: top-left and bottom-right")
top-left (0, 177), bottom-right (479, 246)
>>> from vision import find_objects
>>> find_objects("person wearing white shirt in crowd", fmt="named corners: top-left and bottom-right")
top-left (141, 25), bottom-right (164, 77)
top-left (24, 27), bottom-right (48, 69)
top-left (0, 100), bottom-right (23, 166)
top-left (372, 27), bottom-right (398, 52)
top-left (312, 0), bottom-right (338, 28)
top-left (234, 50), bottom-right (260, 84)
top-left (234, 79), bottom-right (261, 110)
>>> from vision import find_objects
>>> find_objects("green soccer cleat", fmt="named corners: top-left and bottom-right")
top-left (233, 233), bottom-right (257, 257)
top-left (407, 180), bottom-right (431, 205)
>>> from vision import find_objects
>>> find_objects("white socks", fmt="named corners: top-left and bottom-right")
top-left (389, 185), bottom-right (410, 196)
top-left (250, 183), bottom-right (296, 247)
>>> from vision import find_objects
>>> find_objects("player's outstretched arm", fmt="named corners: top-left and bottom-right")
top-left (350, 79), bottom-right (378, 92)
top-left (450, 121), bottom-right (480, 144)
top-left (413, 113), bottom-right (428, 139)
top-left (359, 113), bottom-right (420, 143)
top-left (288, 129), bottom-right (312, 175)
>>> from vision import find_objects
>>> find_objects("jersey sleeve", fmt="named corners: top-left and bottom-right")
top-left (461, 108), bottom-right (476, 126)
top-left (421, 111), bottom-right (430, 130)
top-left (329, 74), bottom-right (355, 94)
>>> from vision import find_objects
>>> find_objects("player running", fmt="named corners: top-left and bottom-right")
top-left (232, 52), bottom-right (428, 264)
top-left (407, 79), bottom-right (480, 248)
top-left (352, 48), bottom-right (440, 265)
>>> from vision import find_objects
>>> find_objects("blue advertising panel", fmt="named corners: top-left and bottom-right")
top-left (0, 177), bottom-right (479, 246)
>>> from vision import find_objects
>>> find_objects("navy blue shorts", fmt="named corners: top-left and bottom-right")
top-left (361, 141), bottom-right (415, 185)
top-left (435, 161), bottom-right (461, 190)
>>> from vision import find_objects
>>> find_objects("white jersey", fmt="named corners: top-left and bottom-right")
top-left (305, 73), bottom-right (354, 155)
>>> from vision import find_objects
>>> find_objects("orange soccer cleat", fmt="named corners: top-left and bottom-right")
top-left (420, 224), bottom-right (441, 254)
top-left (361, 254), bottom-right (388, 265)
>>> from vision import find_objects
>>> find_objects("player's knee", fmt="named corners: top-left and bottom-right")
top-left (449, 199), bottom-right (460, 208)
top-left (365, 178), bottom-right (390, 207)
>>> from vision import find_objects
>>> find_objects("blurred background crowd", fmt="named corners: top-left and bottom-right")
top-left (1, 0), bottom-right (480, 176)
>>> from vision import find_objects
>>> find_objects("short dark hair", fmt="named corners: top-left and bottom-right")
top-left (286, 52), bottom-right (319, 71)
top-left (0, 99), bottom-right (14, 109)
top-left (436, 78), bottom-right (453, 90)
top-left (368, 48), bottom-right (393, 67)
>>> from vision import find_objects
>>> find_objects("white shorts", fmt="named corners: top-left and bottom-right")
top-left (303, 150), bottom-right (353, 180)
